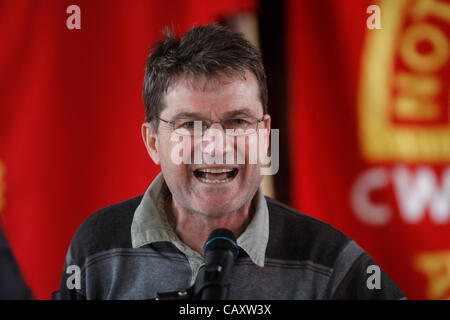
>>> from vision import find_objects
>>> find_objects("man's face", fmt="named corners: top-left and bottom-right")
top-left (143, 71), bottom-right (270, 217)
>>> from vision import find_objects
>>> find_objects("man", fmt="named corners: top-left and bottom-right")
top-left (54, 24), bottom-right (405, 299)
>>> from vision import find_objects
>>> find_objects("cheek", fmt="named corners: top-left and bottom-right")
top-left (161, 135), bottom-right (195, 166)
top-left (235, 134), bottom-right (259, 164)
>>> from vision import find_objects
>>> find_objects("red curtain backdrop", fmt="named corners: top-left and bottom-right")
top-left (286, 0), bottom-right (450, 299)
top-left (0, 0), bottom-right (256, 299)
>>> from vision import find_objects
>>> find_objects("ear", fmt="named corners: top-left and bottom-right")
top-left (141, 122), bottom-right (160, 165)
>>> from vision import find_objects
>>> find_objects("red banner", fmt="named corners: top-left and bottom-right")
top-left (0, 0), bottom-right (256, 299)
top-left (286, 0), bottom-right (450, 299)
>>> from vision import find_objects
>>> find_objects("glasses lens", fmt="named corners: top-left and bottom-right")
top-left (223, 118), bottom-right (257, 136)
top-left (173, 119), bottom-right (207, 136)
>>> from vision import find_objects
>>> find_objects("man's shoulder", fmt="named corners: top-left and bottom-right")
top-left (265, 197), bottom-right (354, 268)
top-left (264, 197), bottom-right (406, 299)
top-left (265, 196), bottom-right (351, 243)
top-left (69, 195), bottom-right (144, 260)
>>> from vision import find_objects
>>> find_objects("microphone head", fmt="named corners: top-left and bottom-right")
top-left (203, 228), bottom-right (239, 259)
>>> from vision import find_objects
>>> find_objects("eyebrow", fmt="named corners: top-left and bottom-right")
top-left (222, 108), bottom-right (258, 118)
top-left (171, 111), bottom-right (203, 120)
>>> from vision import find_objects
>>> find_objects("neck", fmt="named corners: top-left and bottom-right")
top-left (166, 197), bottom-right (254, 256)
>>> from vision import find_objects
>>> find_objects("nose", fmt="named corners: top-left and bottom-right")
top-left (202, 123), bottom-right (233, 164)
top-left (204, 121), bottom-right (225, 135)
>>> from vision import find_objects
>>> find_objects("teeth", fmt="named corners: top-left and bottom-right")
top-left (197, 168), bottom-right (234, 173)
top-left (197, 177), bottom-right (233, 184)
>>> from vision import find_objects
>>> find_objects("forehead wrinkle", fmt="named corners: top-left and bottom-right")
top-left (162, 70), bottom-right (261, 119)
top-left (167, 70), bottom-right (246, 93)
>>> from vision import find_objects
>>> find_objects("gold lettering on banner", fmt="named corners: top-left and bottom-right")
top-left (400, 23), bottom-right (449, 72)
top-left (410, 0), bottom-right (450, 21)
top-left (395, 72), bottom-right (441, 119)
top-left (414, 251), bottom-right (450, 299)
top-left (358, 0), bottom-right (450, 163)
top-left (0, 161), bottom-right (5, 214)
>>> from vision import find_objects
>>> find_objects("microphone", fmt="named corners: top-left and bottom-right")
top-left (197, 228), bottom-right (239, 300)
top-left (155, 228), bottom-right (239, 300)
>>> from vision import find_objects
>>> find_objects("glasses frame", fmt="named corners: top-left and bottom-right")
top-left (154, 115), bottom-right (267, 136)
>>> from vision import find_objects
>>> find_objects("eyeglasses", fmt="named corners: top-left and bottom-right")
top-left (155, 116), bottom-right (266, 136)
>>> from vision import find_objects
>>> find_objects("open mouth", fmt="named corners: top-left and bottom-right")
top-left (193, 168), bottom-right (239, 184)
